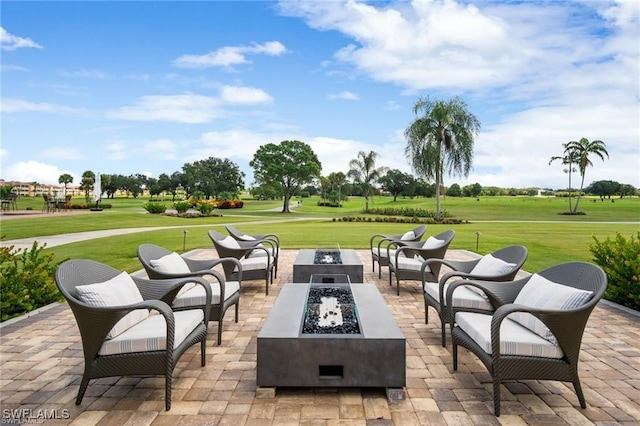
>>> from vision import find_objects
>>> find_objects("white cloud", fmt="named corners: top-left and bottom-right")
top-left (173, 41), bottom-right (288, 69)
top-left (105, 94), bottom-right (222, 123)
top-left (41, 146), bottom-right (85, 161)
top-left (143, 138), bottom-right (179, 160)
top-left (0, 27), bottom-right (42, 51)
top-left (327, 91), bottom-right (358, 100)
top-left (220, 86), bottom-right (273, 104)
top-left (0, 98), bottom-right (88, 114)
top-left (58, 69), bottom-right (113, 79)
top-left (3, 161), bottom-right (78, 186)
top-left (1, 64), bottom-right (29, 72)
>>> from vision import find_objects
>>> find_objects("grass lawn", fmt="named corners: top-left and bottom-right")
top-left (2, 194), bottom-right (638, 274)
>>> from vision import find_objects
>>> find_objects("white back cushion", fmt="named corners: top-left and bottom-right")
top-left (400, 231), bottom-right (415, 241)
top-left (470, 254), bottom-right (516, 277)
top-left (76, 272), bottom-right (149, 339)
top-left (220, 236), bottom-right (242, 249)
top-left (149, 252), bottom-right (190, 274)
top-left (509, 273), bottom-right (593, 344)
top-left (422, 236), bottom-right (445, 249)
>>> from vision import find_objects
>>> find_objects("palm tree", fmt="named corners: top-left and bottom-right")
top-left (567, 137), bottom-right (608, 213)
top-left (549, 143), bottom-right (579, 213)
top-left (348, 151), bottom-right (388, 212)
top-left (329, 171), bottom-right (346, 207)
top-left (58, 173), bottom-right (74, 197)
top-left (404, 96), bottom-right (480, 220)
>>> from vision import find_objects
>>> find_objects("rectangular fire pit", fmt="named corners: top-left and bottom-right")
top-left (257, 282), bottom-right (406, 395)
top-left (293, 249), bottom-right (363, 283)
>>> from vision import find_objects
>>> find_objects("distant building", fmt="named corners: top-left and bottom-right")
top-left (0, 179), bottom-right (82, 197)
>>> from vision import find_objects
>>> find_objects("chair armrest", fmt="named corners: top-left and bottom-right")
top-left (134, 276), bottom-right (212, 323)
top-left (258, 233), bottom-right (280, 245)
top-left (446, 278), bottom-right (528, 312)
top-left (370, 233), bottom-right (398, 248)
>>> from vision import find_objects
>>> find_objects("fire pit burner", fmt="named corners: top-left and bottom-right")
top-left (302, 286), bottom-right (360, 334)
top-left (314, 250), bottom-right (342, 265)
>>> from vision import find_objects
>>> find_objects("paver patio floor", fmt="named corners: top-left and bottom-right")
top-left (1, 249), bottom-right (639, 425)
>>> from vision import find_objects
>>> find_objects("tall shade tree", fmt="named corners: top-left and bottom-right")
top-left (566, 137), bottom-right (608, 213)
top-left (347, 150), bottom-right (388, 212)
top-left (250, 140), bottom-right (322, 213)
top-left (404, 96), bottom-right (480, 220)
top-left (58, 173), bottom-right (73, 197)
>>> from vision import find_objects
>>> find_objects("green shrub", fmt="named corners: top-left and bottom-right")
top-left (143, 201), bottom-right (167, 214)
top-left (366, 206), bottom-right (451, 219)
top-left (589, 231), bottom-right (640, 310)
top-left (0, 242), bottom-right (64, 322)
top-left (173, 201), bottom-right (191, 213)
top-left (197, 203), bottom-right (215, 215)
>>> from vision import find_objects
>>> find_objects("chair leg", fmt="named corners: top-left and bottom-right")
top-left (234, 301), bottom-right (239, 322)
top-left (452, 342), bottom-right (458, 370)
top-left (573, 379), bottom-right (587, 408)
top-left (440, 320), bottom-right (447, 347)
top-left (75, 376), bottom-right (91, 405)
top-left (201, 339), bottom-right (206, 366)
top-left (493, 378), bottom-right (501, 416)
top-left (165, 372), bottom-right (172, 411)
top-left (217, 318), bottom-right (223, 345)
top-left (424, 298), bottom-right (429, 324)
top-left (396, 277), bottom-right (400, 296)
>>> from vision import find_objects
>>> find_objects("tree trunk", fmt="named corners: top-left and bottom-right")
top-left (573, 174), bottom-right (586, 213)
top-left (282, 192), bottom-right (290, 213)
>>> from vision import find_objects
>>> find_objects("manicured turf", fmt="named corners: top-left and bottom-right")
top-left (3, 195), bottom-right (638, 274)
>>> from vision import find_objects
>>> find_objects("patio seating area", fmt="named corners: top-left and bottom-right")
top-left (1, 249), bottom-right (639, 425)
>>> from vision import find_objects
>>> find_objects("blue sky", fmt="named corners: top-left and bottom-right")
top-left (2, 0), bottom-right (638, 190)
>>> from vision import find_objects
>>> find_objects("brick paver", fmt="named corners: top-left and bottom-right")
top-left (1, 249), bottom-right (638, 425)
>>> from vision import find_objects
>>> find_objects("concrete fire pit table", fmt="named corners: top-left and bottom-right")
top-left (292, 249), bottom-right (364, 283)
top-left (257, 282), bottom-right (406, 400)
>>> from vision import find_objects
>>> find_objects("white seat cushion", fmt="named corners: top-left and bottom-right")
top-left (149, 252), bottom-right (191, 274)
top-left (422, 236), bottom-right (445, 249)
top-left (456, 312), bottom-right (564, 359)
top-left (395, 256), bottom-right (430, 273)
top-left (247, 244), bottom-right (277, 257)
top-left (509, 274), bottom-right (593, 344)
top-left (424, 282), bottom-right (492, 310)
top-left (76, 272), bottom-right (149, 339)
top-left (173, 280), bottom-right (240, 308)
top-left (239, 256), bottom-right (271, 271)
top-left (371, 248), bottom-right (397, 259)
top-left (98, 310), bottom-right (204, 356)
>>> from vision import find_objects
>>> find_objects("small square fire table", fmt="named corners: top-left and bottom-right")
top-left (293, 249), bottom-right (364, 283)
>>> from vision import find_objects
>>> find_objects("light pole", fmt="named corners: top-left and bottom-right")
top-left (183, 229), bottom-right (188, 251)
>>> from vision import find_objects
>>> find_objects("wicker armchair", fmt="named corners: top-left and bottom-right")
top-left (137, 243), bottom-right (241, 345)
top-left (225, 224), bottom-right (280, 277)
top-left (388, 229), bottom-right (455, 296)
top-left (449, 261), bottom-right (607, 416)
top-left (55, 259), bottom-right (211, 411)
top-left (369, 224), bottom-right (427, 278)
top-left (208, 230), bottom-right (275, 295)
top-left (423, 245), bottom-right (528, 346)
